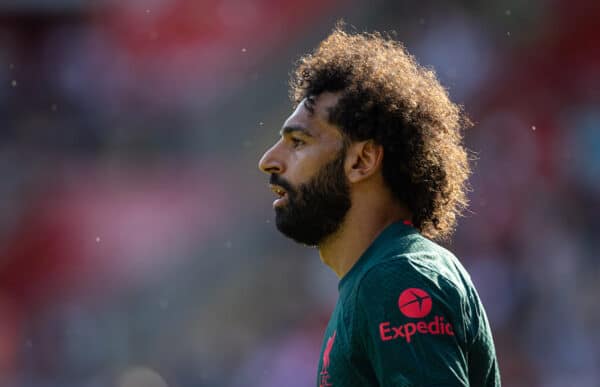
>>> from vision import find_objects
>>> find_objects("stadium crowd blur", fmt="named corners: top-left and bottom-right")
top-left (0, 0), bottom-right (598, 386)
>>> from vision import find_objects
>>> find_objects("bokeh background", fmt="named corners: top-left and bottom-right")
top-left (1, 0), bottom-right (599, 386)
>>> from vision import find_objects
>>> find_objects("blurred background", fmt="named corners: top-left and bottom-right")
top-left (0, 0), bottom-right (599, 386)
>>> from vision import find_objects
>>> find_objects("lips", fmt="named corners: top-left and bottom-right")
top-left (269, 184), bottom-right (288, 207)
top-left (270, 185), bottom-right (286, 197)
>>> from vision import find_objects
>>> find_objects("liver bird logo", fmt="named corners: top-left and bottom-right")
top-left (322, 331), bottom-right (336, 371)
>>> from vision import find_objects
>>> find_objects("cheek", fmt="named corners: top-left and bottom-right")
top-left (287, 143), bottom-right (342, 183)
top-left (287, 151), bottom-right (317, 181)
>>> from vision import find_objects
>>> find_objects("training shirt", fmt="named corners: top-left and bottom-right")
top-left (316, 222), bottom-right (500, 387)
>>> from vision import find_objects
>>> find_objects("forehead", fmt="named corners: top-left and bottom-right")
top-left (282, 92), bottom-right (343, 139)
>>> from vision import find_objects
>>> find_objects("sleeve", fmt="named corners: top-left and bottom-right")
top-left (354, 258), bottom-right (471, 387)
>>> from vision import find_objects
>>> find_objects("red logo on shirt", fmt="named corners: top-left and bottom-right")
top-left (319, 331), bottom-right (336, 387)
top-left (398, 288), bottom-right (432, 318)
top-left (379, 316), bottom-right (454, 343)
top-left (378, 288), bottom-right (454, 343)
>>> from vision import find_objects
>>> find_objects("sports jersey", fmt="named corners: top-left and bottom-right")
top-left (316, 221), bottom-right (500, 386)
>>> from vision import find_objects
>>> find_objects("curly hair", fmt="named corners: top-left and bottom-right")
top-left (290, 26), bottom-right (471, 240)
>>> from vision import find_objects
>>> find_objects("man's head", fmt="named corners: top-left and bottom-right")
top-left (259, 93), bottom-right (353, 246)
top-left (260, 26), bottom-right (471, 242)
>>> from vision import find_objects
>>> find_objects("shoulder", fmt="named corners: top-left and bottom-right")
top-left (359, 231), bottom-right (479, 305)
top-left (356, 255), bottom-right (465, 310)
top-left (360, 235), bottom-right (471, 293)
top-left (353, 254), bottom-right (473, 345)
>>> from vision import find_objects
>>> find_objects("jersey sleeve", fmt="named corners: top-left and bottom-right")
top-left (354, 257), bottom-right (471, 387)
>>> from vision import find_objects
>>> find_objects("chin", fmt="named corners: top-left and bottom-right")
top-left (275, 218), bottom-right (321, 246)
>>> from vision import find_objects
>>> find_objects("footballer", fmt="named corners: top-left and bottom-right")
top-left (258, 26), bottom-right (500, 386)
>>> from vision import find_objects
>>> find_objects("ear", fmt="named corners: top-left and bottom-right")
top-left (345, 140), bottom-right (384, 183)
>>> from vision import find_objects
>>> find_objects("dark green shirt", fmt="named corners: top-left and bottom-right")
top-left (316, 222), bottom-right (500, 387)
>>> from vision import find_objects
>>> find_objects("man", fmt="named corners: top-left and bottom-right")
top-left (258, 26), bottom-right (500, 387)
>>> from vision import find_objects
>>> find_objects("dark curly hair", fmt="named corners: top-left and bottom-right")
top-left (290, 26), bottom-right (471, 240)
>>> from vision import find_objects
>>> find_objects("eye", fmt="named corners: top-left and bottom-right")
top-left (291, 137), bottom-right (305, 148)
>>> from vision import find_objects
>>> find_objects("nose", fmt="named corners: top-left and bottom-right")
top-left (258, 142), bottom-right (285, 175)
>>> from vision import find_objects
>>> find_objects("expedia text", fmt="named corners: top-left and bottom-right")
top-left (379, 316), bottom-right (454, 343)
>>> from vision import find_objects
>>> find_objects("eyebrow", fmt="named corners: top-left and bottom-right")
top-left (279, 125), bottom-right (314, 138)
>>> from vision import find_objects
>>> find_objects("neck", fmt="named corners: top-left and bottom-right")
top-left (318, 197), bottom-right (411, 279)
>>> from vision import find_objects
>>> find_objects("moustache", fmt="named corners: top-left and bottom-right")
top-left (269, 174), bottom-right (295, 193)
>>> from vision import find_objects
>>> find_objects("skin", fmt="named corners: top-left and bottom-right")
top-left (259, 92), bottom-right (412, 279)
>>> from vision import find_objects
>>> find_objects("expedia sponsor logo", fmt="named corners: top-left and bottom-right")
top-left (378, 288), bottom-right (454, 343)
top-left (379, 316), bottom-right (454, 343)
top-left (398, 288), bottom-right (431, 318)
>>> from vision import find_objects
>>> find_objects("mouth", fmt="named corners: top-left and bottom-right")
top-left (269, 184), bottom-right (288, 207)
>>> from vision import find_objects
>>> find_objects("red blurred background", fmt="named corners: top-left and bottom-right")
top-left (1, 0), bottom-right (599, 386)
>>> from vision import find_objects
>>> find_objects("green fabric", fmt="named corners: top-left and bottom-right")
top-left (316, 222), bottom-right (500, 387)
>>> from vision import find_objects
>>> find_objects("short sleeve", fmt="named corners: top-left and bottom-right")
top-left (354, 257), bottom-right (470, 387)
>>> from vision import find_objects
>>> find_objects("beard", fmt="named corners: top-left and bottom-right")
top-left (270, 148), bottom-right (351, 246)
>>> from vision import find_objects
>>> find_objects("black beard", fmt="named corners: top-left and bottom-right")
top-left (270, 149), bottom-right (351, 246)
